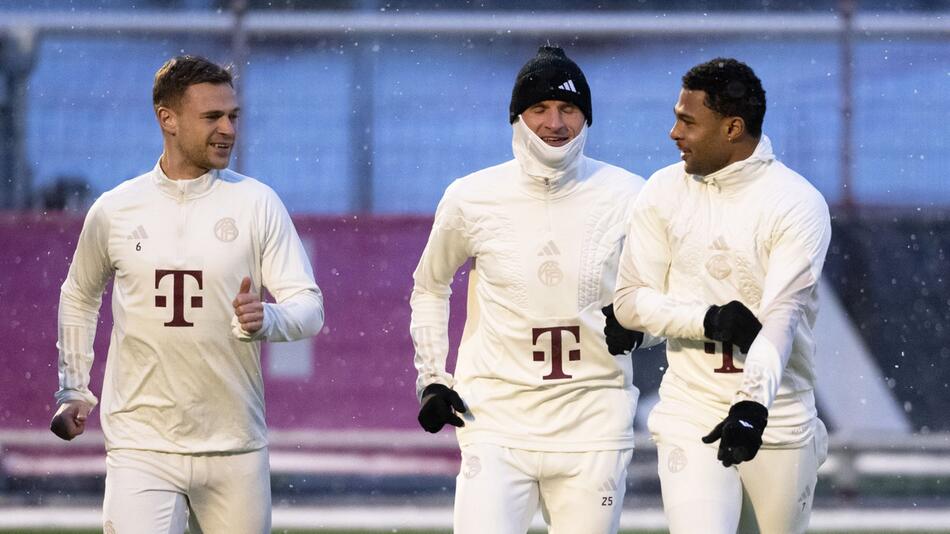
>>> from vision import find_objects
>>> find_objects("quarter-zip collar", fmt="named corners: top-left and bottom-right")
top-left (151, 159), bottom-right (219, 201)
top-left (693, 134), bottom-right (775, 194)
top-left (512, 116), bottom-right (587, 200)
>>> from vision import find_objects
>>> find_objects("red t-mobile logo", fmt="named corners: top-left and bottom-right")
top-left (154, 269), bottom-right (203, 327)
top-left (532, 326), bottom-right (581, 380)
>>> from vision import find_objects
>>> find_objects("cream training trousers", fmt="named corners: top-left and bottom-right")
top-left (103, 447), bottom-right (271, 534)
top-left (453, 443), bottom-right (634, 534)
top-left (651, 412), bottom-right (828, 534)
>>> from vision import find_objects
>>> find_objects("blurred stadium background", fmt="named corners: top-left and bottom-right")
top-left (0, 0), bottom-right (948, 532)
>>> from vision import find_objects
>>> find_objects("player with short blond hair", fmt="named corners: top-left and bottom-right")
top-left (50, 55), bottom-right (324, 534)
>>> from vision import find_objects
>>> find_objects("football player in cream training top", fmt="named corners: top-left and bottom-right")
top-left (50, 55), bottom-right (324, 534)
top-left (411, 45), bottom-right (654, 534)
top-left (612, 57), bottom-right (831, 534)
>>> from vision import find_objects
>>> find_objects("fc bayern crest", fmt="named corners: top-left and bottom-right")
top-left (537, 260), bottom-right (564, 286)
top-left (668, 446), bottom-right (688, 473)
top-left (463, 455), bottom-right (482, 479)
top-left (214, 217), bottom-right (239, 242)
top-left (705, 254), bottom-right (732, 279)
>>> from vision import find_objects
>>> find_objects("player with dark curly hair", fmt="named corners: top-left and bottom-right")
top-left (613, 57), bottom-right (831, 533)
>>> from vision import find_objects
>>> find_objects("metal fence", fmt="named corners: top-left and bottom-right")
top-left (0, 8), bottom-right (948, 212)
top-left (1, 6), bottom-right (949, 531)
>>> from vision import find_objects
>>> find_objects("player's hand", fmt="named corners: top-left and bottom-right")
top-left (50, 400), bottom-right (92, 441)
top-left (232, 276), bottom-right (264, 334)
top-left (602, 304), bottom-right (644, 355)
top-left (702, 401), bottom-right (768, 467)
top-left (703, 301), bottom-right (762, 353)
top-left (417, 384), bottom-right (467, 433)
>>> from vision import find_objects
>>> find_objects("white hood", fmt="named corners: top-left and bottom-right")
top-left (511, 115), bottom-right (588, 185)
top-left (694, 134), bottom-right (776, 192)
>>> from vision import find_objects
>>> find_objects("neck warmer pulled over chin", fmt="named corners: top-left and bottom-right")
top-left (511, 116), bottom-right (587, 183)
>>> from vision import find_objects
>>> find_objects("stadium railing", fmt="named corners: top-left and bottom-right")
top-left (2, 428), bottom-right (949, 500)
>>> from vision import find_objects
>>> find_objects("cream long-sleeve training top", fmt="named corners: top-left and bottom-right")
top-left (411, 121), bottom-right (655, 452)
top-left (613, 136), bottom-right (831, 447)
top-left (56, 162), bottom-right (324, 453)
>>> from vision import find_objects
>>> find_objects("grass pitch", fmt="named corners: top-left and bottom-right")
top-left (0, 530), bottom-right (918, 534)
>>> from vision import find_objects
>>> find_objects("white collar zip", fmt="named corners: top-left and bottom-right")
top-left (151, 159), bottom-right (219, 201)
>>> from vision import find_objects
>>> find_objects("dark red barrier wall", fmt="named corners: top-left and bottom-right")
top-left (0, 213), bottom-right (468, 432)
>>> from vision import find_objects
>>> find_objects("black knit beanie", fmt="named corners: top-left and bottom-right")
top-left (509, 45), bottom-right (592, 126)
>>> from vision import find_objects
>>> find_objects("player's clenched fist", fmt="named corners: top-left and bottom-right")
top-left (703, 300), bottom-right (762, 353)
top-left (50, 400), bottom-right (92, 441)
top-left (417, 384), bottom-right (467, 433)
top-left (232, 276), bottom-right (264, 334)
top-left (602, 304), bottom-right (644, 355)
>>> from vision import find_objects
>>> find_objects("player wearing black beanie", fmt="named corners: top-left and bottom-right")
top-left (509, 45), bottom-right (593, 126)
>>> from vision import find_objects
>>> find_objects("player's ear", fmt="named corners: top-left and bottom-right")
top-left (156, 105), bottom-right (178, 136)
top-left (725, 116), bottom-right (745, 142)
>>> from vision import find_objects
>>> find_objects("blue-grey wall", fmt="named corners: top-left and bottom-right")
top-left (23, 34), bottom-right (950, 213)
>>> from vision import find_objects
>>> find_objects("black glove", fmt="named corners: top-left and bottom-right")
top-left (602, 304), bottom-right (644, 355)
top-left (703, 301), bottom-right (762, 353)
top-left (701, 401), bottom-right (768, 467)
top-left (417, 384), bottom-right (467, 433)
